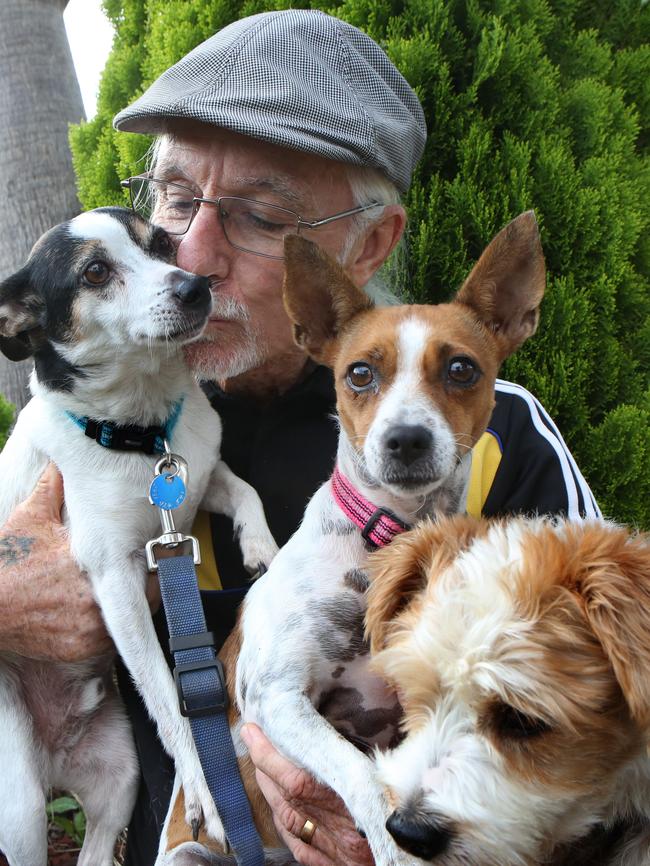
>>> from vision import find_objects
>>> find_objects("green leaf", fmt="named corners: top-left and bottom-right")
top-left (47, 796), bottom-right (81, 815)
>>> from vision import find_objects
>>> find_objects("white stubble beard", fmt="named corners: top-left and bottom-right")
top-left (184, 294), bottom-right (269, 381)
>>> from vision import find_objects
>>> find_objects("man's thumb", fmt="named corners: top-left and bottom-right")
top-left (23, 463), bottom-right (65, 523)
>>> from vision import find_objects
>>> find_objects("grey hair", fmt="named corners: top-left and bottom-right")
top-left (342, 164), bottom-right (405, 306)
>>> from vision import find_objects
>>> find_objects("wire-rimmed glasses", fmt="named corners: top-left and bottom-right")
top-left (121, 175), bottom-right (381, 260)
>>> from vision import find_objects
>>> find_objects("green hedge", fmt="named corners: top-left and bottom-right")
top-left (70, 0), bottom-right (650, 527)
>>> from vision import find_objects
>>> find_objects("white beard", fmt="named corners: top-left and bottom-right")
top-left (184, 295), bottom-right (268, 381)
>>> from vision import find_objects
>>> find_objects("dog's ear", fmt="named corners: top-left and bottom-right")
top-left (366, 515), bottom-right (486, 653)
top-left (569, 524), bottom-right (650, 728)
top-left (454, 211), bottom-right (546, 361)
top-left (282, 235), bottom-right (373, 364)
top-left (0, 267), bottom-right (43, 361)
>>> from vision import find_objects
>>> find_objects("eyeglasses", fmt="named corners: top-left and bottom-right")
top-left (120, 175), bottom-right (381, 260)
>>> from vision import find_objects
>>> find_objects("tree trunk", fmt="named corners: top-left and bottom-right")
top-left (0, 0), bottom-right (84, 411)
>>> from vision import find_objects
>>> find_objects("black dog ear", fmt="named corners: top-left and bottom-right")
top-left (0, 268), bottom-right (43, 361)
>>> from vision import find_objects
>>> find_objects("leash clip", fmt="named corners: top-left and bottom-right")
top-left (145, 451), bottom-right (201, 571)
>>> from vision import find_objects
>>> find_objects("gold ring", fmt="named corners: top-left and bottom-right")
top-left (299, 818), bottom-right (317, 845)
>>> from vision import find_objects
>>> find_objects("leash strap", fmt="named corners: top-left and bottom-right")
top-left (331, 466), bottom-right (410, 547)
top-left (157, 554), bottom-right (265, 866)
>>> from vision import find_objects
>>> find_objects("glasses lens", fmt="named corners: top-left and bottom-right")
top-left (219, 198), bottom-right (300, 257)
top-left (129, 177), bottom-right (194, 235)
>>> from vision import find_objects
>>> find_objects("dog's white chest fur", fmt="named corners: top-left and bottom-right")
top-left (7, 383), bottom-right (220, 567)
top-left (238, 484), bottom-right (402, 752)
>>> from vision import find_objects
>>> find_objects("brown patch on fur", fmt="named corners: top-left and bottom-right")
top-left (365, 515), bottom-right (489, 653)
top-left (164, 620), bottom-right (281, 854)
top-left (332, 306), bottom-right (400, 449)
top-left (282, 235), bottom-right (372, 364)
top-left (370, 516), bottom-right (650, 801)
top-left (513, 522), bottom-right (650, 728)
top-left (476, 589), bottom-right (640, 794)
top-left (455, 211), bottom-right (545, 360)
top-left (418, 305), bottom-right (499, 446)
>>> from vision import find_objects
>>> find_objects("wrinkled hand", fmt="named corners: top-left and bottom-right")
top-left (0, 464), bottom-right (159, 661)
top-left (0, 464), bottom-right (112, 661)
top-left (241, 723), bottom-right (374, 866)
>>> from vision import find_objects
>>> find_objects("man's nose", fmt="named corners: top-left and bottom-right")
top-left (176, 202), bottom-right (230, 277)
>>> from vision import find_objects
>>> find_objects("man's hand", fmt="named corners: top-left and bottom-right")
top-left (241, 723), bottom-right (374, 866)
top-left (0, 464), bottom-right (114, 661)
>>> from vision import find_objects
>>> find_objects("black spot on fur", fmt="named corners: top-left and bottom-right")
top-left (332, 665), bottom-right (346, 679)
top-left (316, 686), bottom-right (402, 748)
top-left (320, 516), bottom-right (355, 536)
top-left (33, 342), bottom-right (86, 392)
top-left (93, 207), bottom-right (148, 251)
top-left (315, 595), bottom-right (368, 661)
top-left (343, 569), bottom-right (369, 593)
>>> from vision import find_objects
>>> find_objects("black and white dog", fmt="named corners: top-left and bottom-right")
top-left (0, 208), bottom-right (277, 866)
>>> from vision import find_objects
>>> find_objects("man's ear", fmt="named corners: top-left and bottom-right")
top-left (0, 267), bottom-right (42, 361)
top-left (454, 211), bottom-right (546, 361)
top-left (365, 515), bottom-right (486, 654)
top-left (282, 235), bottom-right (373, 365)
top-left (344, 205), bottom-right (406, 289)
top-left (571, 524), bottom-right (650, 729)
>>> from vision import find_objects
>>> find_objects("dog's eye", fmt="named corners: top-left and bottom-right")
top-left (151, 230), bottom-right (175, 259)
top-left (347, 363), bottom-right (374, 391)
top-left (447, 356), bottom-right (480, 386)
top-left (492, 703), bottom-right (551, 740)
top-left (83, 261), bottom-right (111, 286)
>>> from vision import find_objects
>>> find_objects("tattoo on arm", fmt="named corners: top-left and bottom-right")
top-left (0, 535), bottom-right (35, 567)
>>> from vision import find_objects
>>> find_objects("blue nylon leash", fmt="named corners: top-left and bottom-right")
top-left (156, 555), bottom-right (265, 866)
top-left (146, 450), bottom-right (265, 866)
top-left (67, 398), bottom-right (264, 862)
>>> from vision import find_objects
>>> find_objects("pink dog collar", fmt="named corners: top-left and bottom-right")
top-left (331, 466), bottom-right (410, 548)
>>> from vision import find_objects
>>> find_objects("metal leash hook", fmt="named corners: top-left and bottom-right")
top-left (145, 448), bottom-right (201, 571)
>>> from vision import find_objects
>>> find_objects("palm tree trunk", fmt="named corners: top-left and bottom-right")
top-left (0, 0), bottom-right (84, 411)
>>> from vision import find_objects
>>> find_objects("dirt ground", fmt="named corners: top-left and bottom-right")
top-left (0, 826), bottom-right (126, 866)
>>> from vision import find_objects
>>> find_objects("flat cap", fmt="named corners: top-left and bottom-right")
top-left (113, 9), bottom-right (427, 193)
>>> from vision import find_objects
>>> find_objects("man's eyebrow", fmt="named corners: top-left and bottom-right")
top-left (151, 160), bottom-right (194, 187)
top-left (151, 162), bottom-right (306, 208)
top-left (233, 176), bottom-right (305, 208)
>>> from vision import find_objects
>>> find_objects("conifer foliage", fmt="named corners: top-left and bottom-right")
top-left (70, 0), bottom-right (650, 526)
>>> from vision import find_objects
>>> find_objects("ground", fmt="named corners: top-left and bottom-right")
top-left (0, 826), bottom-right (126, 866)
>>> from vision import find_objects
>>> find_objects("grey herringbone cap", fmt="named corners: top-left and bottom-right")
top-left (113, 9), bottom-right (427, 193)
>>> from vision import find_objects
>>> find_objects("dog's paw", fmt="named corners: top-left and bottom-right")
top-left (239, 528), bottom-right (279, 577)
top-left (182, 778), bottom-right (227, 847)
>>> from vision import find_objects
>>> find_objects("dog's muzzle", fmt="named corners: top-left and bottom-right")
top-left (386, 808), bottom-right (452, 861)
top-left (378, 423), bottom-right (440, 489)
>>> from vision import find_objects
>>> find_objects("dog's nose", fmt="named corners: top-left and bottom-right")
top-left (384, 424), bottom-right (433, 466)
top-left (171, 274), bottom-right (211, 308)
top-left (386, 809), bottom-right (451, 860)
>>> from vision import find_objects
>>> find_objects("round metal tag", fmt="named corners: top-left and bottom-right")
top-left (149, 472), bottom-right (187, 510)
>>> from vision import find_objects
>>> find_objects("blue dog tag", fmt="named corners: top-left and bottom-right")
top-left (149, 472), bottom-right (186, 510)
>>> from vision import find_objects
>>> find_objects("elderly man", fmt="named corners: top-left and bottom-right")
top-left (0, 9), bottom-right (599, 866)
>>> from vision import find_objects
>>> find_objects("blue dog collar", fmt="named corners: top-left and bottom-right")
top-left (65, 397), bottom-right (184, 455)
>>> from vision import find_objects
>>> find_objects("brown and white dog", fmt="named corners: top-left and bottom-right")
top-left (366, 515), bottom-right (650, 866)
top-left (158, 212), bottom-right (546, 865)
